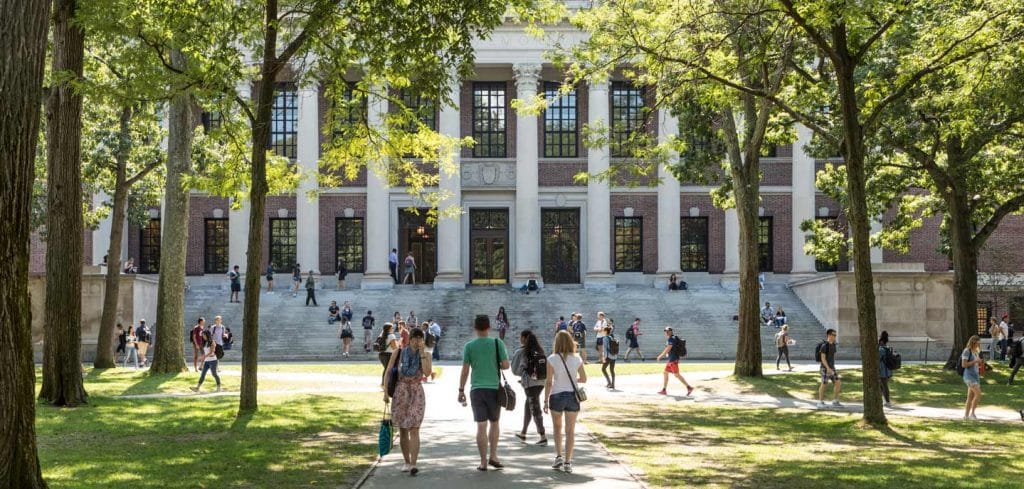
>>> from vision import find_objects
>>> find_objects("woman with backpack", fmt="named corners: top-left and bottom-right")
top-left (775, 325), bottom-right (793, 371)
top-left (401, 251), bottom-right (417, 284)
top-left (376, 323), bottom-right (399, 388)
top-left (624, 318), bottom-right (644, 362)
top-left (190, 331), bottom-right (222, 393)
top-left (878, 331), bottom-right (893, 407)
top-left (544, 330), bottom-right (587, 474)
top-left (601, 325), bottom-right (618, 390)
top-left (495, 306), bottom-right (510, 341)
top-left (384, 327), bottom-right (432, 475)
top-left (961, 335), bottom-right (984, 421)
top-left (511, 330), bottom-right (548, 446)
top-left (338, 317), bottom-right (354, 357)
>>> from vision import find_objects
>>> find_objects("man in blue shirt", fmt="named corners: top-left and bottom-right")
top-left (428, 319), bottom-right (443, 361)
top-left (655, 327), bottom-right (693, 396)
top-left (388, 248), bottom-right (399, 283)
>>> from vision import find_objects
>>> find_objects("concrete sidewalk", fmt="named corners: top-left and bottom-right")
top-left (357, 367), bottom-right (645, 489)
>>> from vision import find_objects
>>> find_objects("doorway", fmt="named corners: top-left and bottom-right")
top-left (541, 208), bottom-right (580, 284)
top-left (469, 209), bottom-right (509, 285)
top-left (399, 209), bottom-right (436, 284)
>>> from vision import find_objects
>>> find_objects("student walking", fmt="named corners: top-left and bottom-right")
top-left (304, 270), bottom-right (318, 306)
top-left (775, 325), bottom-right (792, 371)
top-left (656, 327), bottom-right (693, 396)
top-left (362, 311), bottom-right (376, 353)
top-left (495, 306), bottom-right (510, 341)
top-left (291, 264), bottom-right (302, 296)
top-left (624, 318), bottom-right (644, 361)
top-left (190, 331), bottom-right (222, 393)
top-left (228, 265), bottom-right (241, 302)
top-left (511, 330), bottom-right (548, 446)
top-left (265, 263), bottom-right (275, 292)
top-left (457, 315), bottom-right (510, 472)
top-left (816, 329), bottom-right (842, 409)
top-left (428, 319), bottom-right (443, 361)
top-left (878, 331), bottom-right (894, 407)
top-left (601, 326), bottom-right (618, 389)
top-left (544, 330), bottom-right (587, 474)
top-left (554, 316), bottom-right (568, 334)
top-left (384, 327), bottom-right (432, 475)
top-left (210, 316), bottom-right (226, 350)
top-left (115, 323), bottom-right (127, 364)
top-left (123, 326), bottom-right (139, 369)
top-left (571, 314), bottom-right (588, 364)
top-left (1008, 332), bottom-right (1023, 385)
top-left (401, 252), bottom-right (417, 284)
top-left (376, 323), bottom-right (399, 387)
top-left (961, 335), bottom-right (984, 420)
top-left (191, 318), bottom-right (206, 372)
top-left (135, 319), bottom-right (151, 368)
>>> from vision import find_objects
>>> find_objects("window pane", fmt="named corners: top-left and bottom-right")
top-left (139, 218), bottom-right (161, 274)
top-left (472, 82), bottom-right (507, 157)
top-left (204, 218), bottom-right (229, 274)
top-left (543, 82), bottom-right (578, 158)
top-left (269, 84), bottom-right (298, 160)
top-left (759, 217), bottom-right (773, 272)
top-left (610, 82), bottom-right (646, 158)
top-left (680, 217), bottom-right (708, 272)
top-left (335, 218), bottom-right (365, 273)
top-left (614, 217), bottom-right (643, 272)
top-left (270, 218), bottom-right (297, 271)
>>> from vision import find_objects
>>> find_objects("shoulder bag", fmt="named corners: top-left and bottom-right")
top-left (495, 340), bottom-right (516, 411)
top-left (560, 353), bottom-right (587, 403)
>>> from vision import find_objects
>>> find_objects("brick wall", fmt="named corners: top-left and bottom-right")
top-left (610, 194), bottom-right (658, 274)
top-left (760, 159), bottom-right (792, 186)
top-left (776, 144), bottom-right (793, 158)
top-left (261, 195), bottom-right (298, 270)
top-left (680, 194), bottom-right (725, 273)
top-left (538, 160), bottom-right (588, 186)
top-left (979, 215), bottom-right (1024, 273)
top-left (28, 229), bottom-right (93, 274)
top-left (761, 194), bottom-right (793, 273)
top-left (185, 195), bottom-right (230, 275)
top-left (318, 194), bottom-right (368, 273)
top-left (883, 212), bottom-right (948, 271)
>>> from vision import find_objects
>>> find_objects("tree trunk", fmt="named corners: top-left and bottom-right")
top-left (240, 0), bottom-right (281, 413)
top-left (833, 36), bottom-right (885, 425)
top-left (946, 190), bottom-right (979, 367)
top-left (94, 107), bottom-right (133, 369)
top-left (150, 50), bottom-right (195, 374)
top-left (0, 0), bottom-right (51, 485)
top-left (733, 161), bottom-right (763, 377)
top-left (40, 0), bottom-right (88, 407)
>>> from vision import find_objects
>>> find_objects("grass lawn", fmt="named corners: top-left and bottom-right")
top-left (585, 401), bottom-right (1024, 489)
top-left (736, 364), bottom-right (1023, 411)
top-left (584, 361), bottom-right (774, 376)
top-left (37, 389), bottom-right (380, 488)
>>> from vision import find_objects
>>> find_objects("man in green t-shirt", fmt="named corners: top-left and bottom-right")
top-left (459, 314), bottom-right (510, 471)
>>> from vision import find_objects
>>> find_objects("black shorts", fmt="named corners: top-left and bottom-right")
top-left (470, 388), bottom-right (501, 423)
top-left (231, 283), bottom-right (241, 292)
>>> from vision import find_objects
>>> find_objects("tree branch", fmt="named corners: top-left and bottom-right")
top-left (973, 193), bottom-right (1024, 248)
top-left (125, 159), bottom-right (163, 187)
top-left (778, 0), bottom-right (838, 63)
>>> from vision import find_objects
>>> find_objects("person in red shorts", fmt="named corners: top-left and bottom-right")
top-left (656, 327), bottom-right (694, 396)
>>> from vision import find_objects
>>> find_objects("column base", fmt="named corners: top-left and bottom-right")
top-left (360, 272), bottom-right (395, 290)
top-left (433, 272), bottom-right (465, 290)
top-left (653, 271), bottom-right (683, 290)
top-left (584, 272), bottom-right (616, 290)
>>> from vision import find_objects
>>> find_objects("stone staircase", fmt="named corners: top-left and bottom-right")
top-left (183, 282), bottom-right (827, 362)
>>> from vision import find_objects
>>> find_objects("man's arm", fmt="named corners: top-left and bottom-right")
top-left (820, 350), bottom-right (832, 373)
top-left (656, 343), bottom-right (671, 360)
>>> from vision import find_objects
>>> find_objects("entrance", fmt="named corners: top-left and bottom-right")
top-left (399, 209), bottom-right (436, 284)
top-left (541, 208), bottom-right (580, 284)
top-left (469, 209), bottom-right (509, 285)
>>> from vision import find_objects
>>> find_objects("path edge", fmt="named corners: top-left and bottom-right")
top-left (350, 456), bottom-right (383, 489)
top-left (584, 427), bottom-right (649, 489)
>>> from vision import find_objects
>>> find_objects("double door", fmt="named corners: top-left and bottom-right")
top-left (541, 209), bottom-right (580, 284)
top-left (470, 209), bottom-right (508, 285)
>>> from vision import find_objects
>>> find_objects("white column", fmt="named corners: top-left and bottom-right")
top-left (870, 216), bottom-right (884, 264)
top-left (229, 81), bottom-right (251, 273)
top-left (724, 208), bottom-right (739, 274)
top-left (361, 86), bottom-right (394, 289)
top-left (434, 76), bottom-right (465, 289)
top-left (295, 87), bottom-right (320, 274)
top-left (93, 192), bottom-right (111, 267)
top-left (585, 80), bottom-right (615, 289)
top-left (656, 109), bottom-right (682, 288)
top-left (791, 124), bottom-right (817, 275)
top-left (512, 63), bottom-right (543, 288)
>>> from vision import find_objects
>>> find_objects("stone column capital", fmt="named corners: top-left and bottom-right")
top-left (513, 63), bottom-right (542, 89)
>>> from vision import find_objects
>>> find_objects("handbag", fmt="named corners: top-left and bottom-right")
top-left (495, 340), bottom-right (516, 411)
top-left (560, 353), bottom-right (587, 403)
top-left (378, 403), bottom-right (393, 458)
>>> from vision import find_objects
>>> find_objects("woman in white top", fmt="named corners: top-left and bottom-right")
top-left (190, 331), bottom-right (222, 393)
top-left (123, 326), bottom-right (139, 369)
top-left (544, 330), bottom-right (587, 474)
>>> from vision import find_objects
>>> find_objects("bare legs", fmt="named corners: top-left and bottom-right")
top-left (964, 384), bottom-right (981, 418)
top-left (661, 371), bottom-right (692, 391)
top-left (551, 410), bottom-right (578, 464)
top-left (399, 427), bottom-right (421, 467)
top-left (474, 420), bottom-right (500, 469)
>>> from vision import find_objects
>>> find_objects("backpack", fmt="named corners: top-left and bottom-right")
top-left (524, 349), bottom-right (547, 380)
top-left (215, 343), bottom-right (225, 360)
top-left (425, 332), bottom-right (436, 348)
top-left (814, 341), bottom-right (829, 362)
top-left (136, 327), bottom-right (149, 343)
top-left (607, 335), bottom-right (620, 356)
top-left (373, 333), bottom-right (389, 353)
top-left (670, 336), bottom-right (686, 358)
top-left (1012, 339), bottom-right (1023, 359)
top-left (405, 256), bottom-right (414, 267)
top-left (957, 350), bottom-right (972, 376)
top-left (571, 321), bottom-right (586, 341)
top-left (882, 346), bottom-right (901, 370)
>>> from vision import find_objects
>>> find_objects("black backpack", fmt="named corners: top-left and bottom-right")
top-left (882, 346), bottom-right (901, 370)
top-left (572, 321), bottom-right (585, 341)
top-left (136, 327), bottom-right (148, 343)
top-left (607, 335), bottom-right (620, 356)
top-left (625, 327), bottom-right (635, 340)
top-left (957, 350), bottom-right (972, 376)
top-left (525, 349), bottom-right (547, 380)
top-left (373, 333), bottom-right (389, 353)
top-left (670, 336), bottom-right (686, 358)
top-left (1012, 339), bottom-right (1023, 359)
top-left (215, 343), bottom-right (225, 360)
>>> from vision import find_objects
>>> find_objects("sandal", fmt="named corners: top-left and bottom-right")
top-left (476, 465), bottom-right (488, 472)
top-left (488, 459), bottom-right (504, 469)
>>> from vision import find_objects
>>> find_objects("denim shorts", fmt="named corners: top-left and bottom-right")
top-left (549, 391), bottom-right (580, 412)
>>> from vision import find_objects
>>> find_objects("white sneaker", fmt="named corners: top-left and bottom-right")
top-left (563, 462), bottom-right (573, 473)
top-left (816, 401), bottom-right (826, 409)
top-left (969, 414), bottom-right (978, 420)
top-left (831, 400), bottom-right (842, 407)
top-left (551, 455), bottom-right (564, 469)
top-left (401, 463), bottom-right (410, 472)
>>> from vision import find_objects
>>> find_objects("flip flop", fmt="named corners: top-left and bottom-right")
top-left (488, 459), bottom-right (504, 469)
top-left (476, 466), bottom-right (488, 472)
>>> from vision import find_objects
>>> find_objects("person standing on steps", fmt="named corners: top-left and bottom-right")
top-left (337, 262), bottom-right (348, 290)
top-left (511, 330), bottom-right (548, 447)
top-left (571, 314), bottom-right (588, 364)
top-left (362, 311), bottom-right (376, 353)
top-left (428, 319), bottom-right (443, 361)
top-left (265, 263), bottom-right (275, 292)
top-left (304, 270), bottom-right (318, 306)
top-left (228, 265), bottom-right (241, 303)
top-left (624, 318), bottom-right (644, 362)
top-left (656, 327), bottom-right (693, 396)
top-left (401, 251), bottom-right (417, 284)
top-left (961, 335), bottom-right (984, 420)
top-left (816, 329), bottom-right (842, 409)
top-left (384, 327), bottom-right (432, 476)
top-left (291, 263), bottom-right (302, 296)
top-left (458, 315), bottom-right (510, 472)
top-left (544, 330), bottom-right (586, 474)
top-left (775, 325), bottom-right (792, 371)
top-left (407, 310), bottom-right (418, 328)
top-left (191, 317), bottom-right (206, 372)
top-left (389, 248), bottom-right (399, 283)
top-left (554, 316), bottom-right (568, 335)
top-left (376, 323), bottom-right (399, 387)
top-left (601, 325), bottom-right (618, 390)
top-left (495, 306), bottom-right (510, 341)
top-left (190, 331), bottom-right (222, 393)
top-left (878, 331), bottom-right (894, 407)
top-left (341, 301), bottom-right (354, 327)
top-left (339, 314), bottom-right (354, 357)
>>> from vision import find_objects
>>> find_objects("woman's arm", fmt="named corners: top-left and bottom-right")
top-left (543, 362), bottom-right (554, 413)
top-left (420, 347), bottom-right (432, 377)
top-left (577, 360), bottom-right (587, 383)
top-left (384, 349), bottom-right (400, 399)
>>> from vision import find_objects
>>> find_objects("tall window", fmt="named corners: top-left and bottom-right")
top-left (472, 82), bottom-right (507, 157)
top-left (335, 217), bottom-right (365, 273)
top-left (269, 218), bottom-right (297, 271)
top-left (610, 81), bottom-right (645, 157)
top-left (400, 90), bottom-right (437, 131)
top-left (339, 81), bottom-right (366, 127)
top-left (977, 302), bottom-right (992, 336)
top-left (680, 217), bottom-right (709, 272)
top-left (758, 217), bottom-right (774, 272)
top-left (201, 111), bottom-right (222, 133)
top-left (543, 82), bottom-right (578, 157)
top-left (139, 218), bottom-right (160, 274)
top-left (814, 216), bottom-right (840, 272)
top-left (269, 83), bottom-right (298, 160)
top-left (204, 218), bottom-right (229, 274)
top-left (614, 217), bottom-right (643, 272)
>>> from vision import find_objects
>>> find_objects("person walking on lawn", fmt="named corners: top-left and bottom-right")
top-left (511, 330), bottom-right (548, 447)
top-left (816, 329), bottom-right (842, 409)
top-left (962, 335), bottom-right (984, 420)
top-left (544, 330), bottom-right (587, 474)
top-left (190, 331), bottom-right (222, 393)
top-left (878, 331), bottom-right (894, 407)
top-left (458, 315), bottom-right (510, 472)
top-left (362, 310), bottom-right (376, 353)
top-left (775, 324), bottom-right (792, 371)
top-left (656, 327), bottom-right (693, 396)
top-left (624, 318), bottom-right (644, 362)
top-left (1007, 331), bottom-right (1023, 385)
top-left (601, 325), bottom-right (618, 390)
top-left (191, 317), bottom-right (206, 372)
top-left (384, 327), bottom-right (432, 475)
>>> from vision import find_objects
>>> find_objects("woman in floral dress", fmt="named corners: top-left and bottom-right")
top-left (384, 327), bottom-right (432, 475)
